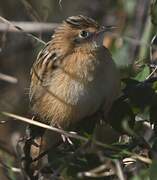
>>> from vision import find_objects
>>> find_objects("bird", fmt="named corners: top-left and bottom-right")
top-left (29, 15), bottom-right (120, 147)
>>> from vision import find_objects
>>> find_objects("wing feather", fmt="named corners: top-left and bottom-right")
top-left (29, 41), bottom-right (62, 102)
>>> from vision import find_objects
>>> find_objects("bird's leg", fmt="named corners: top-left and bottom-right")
top-left (56, 123), bottom-right (75, 145)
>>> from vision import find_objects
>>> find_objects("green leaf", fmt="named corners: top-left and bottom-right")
top-left (152, 81), bottom-right (157, 92)
top-left (134, 65), bottom-right (150, 82)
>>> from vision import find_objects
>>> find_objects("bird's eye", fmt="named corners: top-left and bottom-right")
top-left (79, 30), bottom-right (89, 38)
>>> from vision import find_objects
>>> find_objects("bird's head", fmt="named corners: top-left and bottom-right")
top-left (52, 15), bottom-right (115, 52)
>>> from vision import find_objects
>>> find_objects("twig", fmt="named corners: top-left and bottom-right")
top-left (0, 73), bottom-right (18, 84)
top-left (21, 0), bottom-right (41, 22)
top-left (0, 16), bottom-right (46, 45)
top-left (1, 112), bottom-right (153, 165)
top-left (146, 65), bottom-right (157, 79)
top-left (0, 22), bottom-right (58, 33)
top-left (1, 111), bottom-right (87, 142)
top-left (114, 160), bottom-right (125, 180)
top-left (132, 154), bottom-right (152, 164)
top-left (58, 0), bottom-right (63, 9)
top-left (78, 163), bottom-right (115, 178)
top-left (0, 160), bottom-right (21, 174)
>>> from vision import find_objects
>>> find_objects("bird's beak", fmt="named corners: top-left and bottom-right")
top-left (94, 26), bottom-right (117, 46)
top-left (100, 25), bottom-right (117, 32)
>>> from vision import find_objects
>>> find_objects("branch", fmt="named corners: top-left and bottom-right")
top-left (1, 111), bottom-right (87, 142)
top-left (0, 111), bottom-right (153, 165)
top-left (0, 16), bottom-right (46, 45)
top-left (0, 22), bottom-right (58, 33)
top-left (114, 160), bottom-right (125, 180)
top-left (78, 163), bottom-right (115, 178)
top-left (0, 73), bottom-right (18, 84)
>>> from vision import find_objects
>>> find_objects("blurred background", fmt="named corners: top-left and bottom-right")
top-left (0, 0), bottom-right (156, 179)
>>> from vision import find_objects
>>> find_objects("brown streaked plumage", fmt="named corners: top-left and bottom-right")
top-left (29, 15), bottom-right (120, 129)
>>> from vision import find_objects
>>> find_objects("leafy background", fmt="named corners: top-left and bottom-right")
top-left (0, 0), bottom-right (157, 179)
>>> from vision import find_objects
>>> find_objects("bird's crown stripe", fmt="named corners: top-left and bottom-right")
top-left (65, 15), bottom-right (98, 27)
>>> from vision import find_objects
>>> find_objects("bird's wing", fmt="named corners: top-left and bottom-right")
top-left (29, 40), bottom-right (63, 102)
